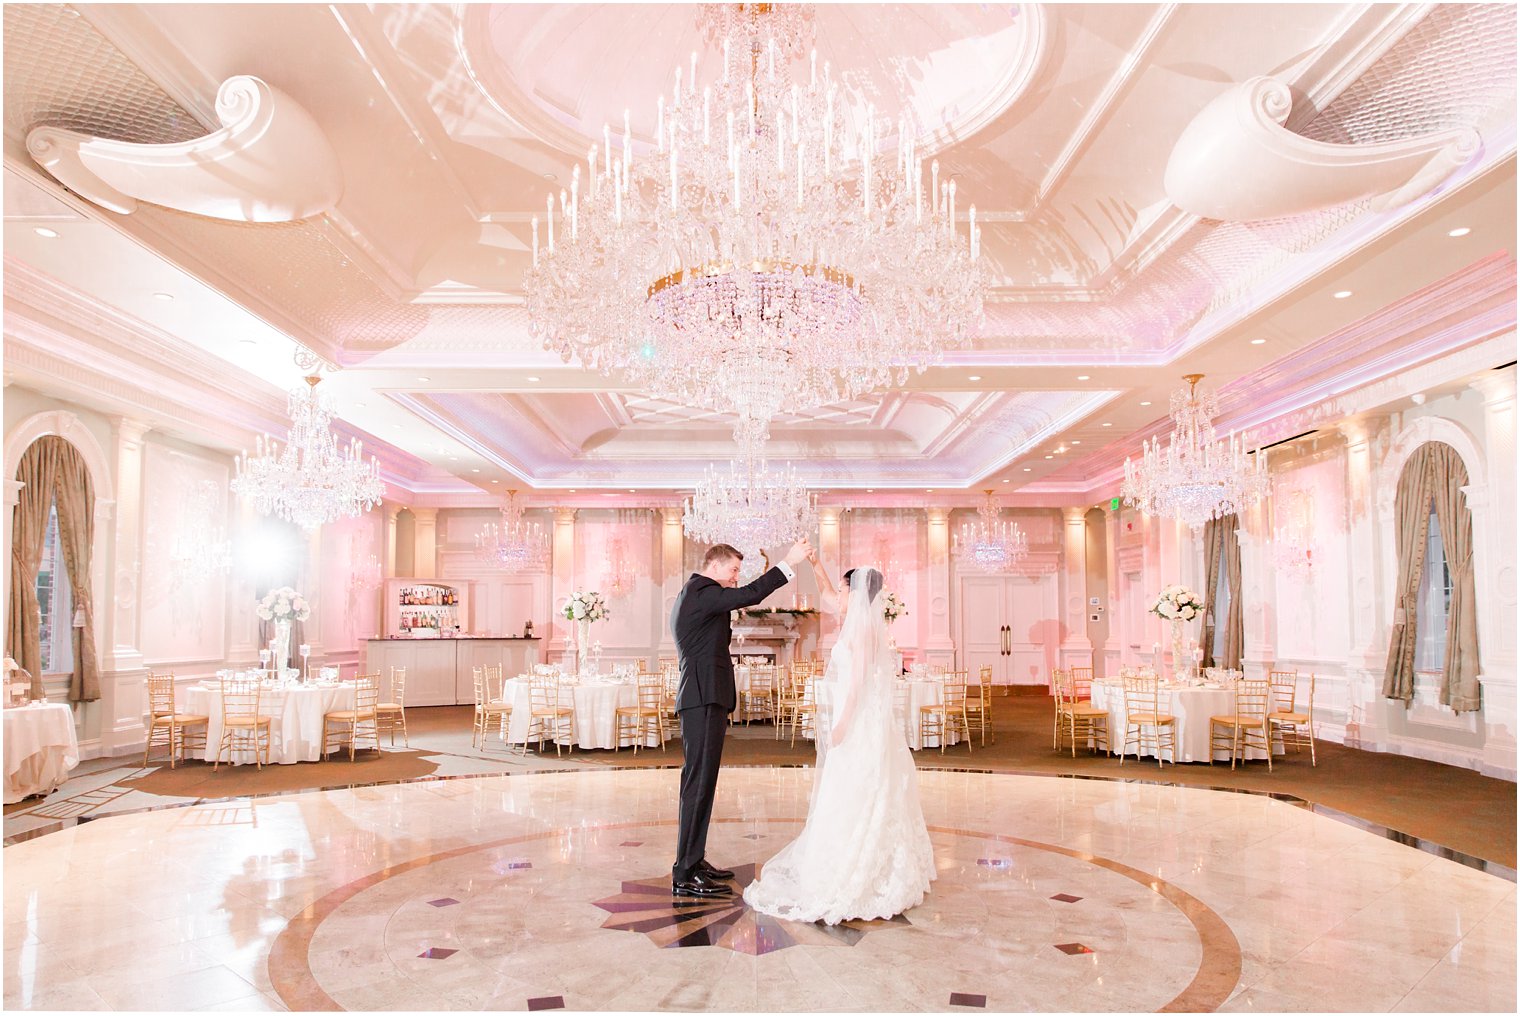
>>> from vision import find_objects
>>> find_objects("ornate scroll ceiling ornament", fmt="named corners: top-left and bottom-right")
top-left (27, 75), bottom-right (342, 222)
top-left (1164, 76), bottom-right (1481, 221)
top-left (1121, 374), bottom-right (1271, 531)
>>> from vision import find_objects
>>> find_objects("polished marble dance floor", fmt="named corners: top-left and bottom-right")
top-left (4, 768), bottom-right (1514, 1012)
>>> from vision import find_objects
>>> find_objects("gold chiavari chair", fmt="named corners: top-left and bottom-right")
top-left (1268, 672), bottom-right (1317, 765)
top-left (143, 671), bottom-right (208, 769)
top-left (213, 680), bottom-right (271, 771)
top-left (615, 672), bottom-right (668, 753)
top-left (738, 663), bottom-right (777, 725)
top-left (660, 661), bottom-right (682, 734)
top-left (376, 666), bottom-right (409, 747)
top-left (1053, 668), bottom-right (1110, 757)
top-left (1118, 673), bottom-right (1176, 767)
top-left (778, 671), bottom-right (819, 747)
top-left (1209, 678), bottom-right (1272, 771)
top-left (322, 674), bottom-right (380, 761)
top-left (919, 670), bottom-right (972, 754)
top-left (526, 673), bottom-right (576, 756)
top-left (1070, 666), bottom-right (1095, 701)
top-left (964, 664), bottom-right (994, 746)
top-left (471, 666), bottom-right (512, 750)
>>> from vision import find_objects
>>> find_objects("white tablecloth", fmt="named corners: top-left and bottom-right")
top-left (499, 679), bottom-right (660, 750)
top-left (1090, 680), bottom-right (1276, 763)
top-left (805, 678), bottom-right (960, 750)
top-left (4, 703), bottom-right (78, 803)
top-left (185, 683), bottom-right (358, 764)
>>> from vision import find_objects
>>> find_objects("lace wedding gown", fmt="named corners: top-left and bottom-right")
top-left (743, 567), bottom-right (936, 925)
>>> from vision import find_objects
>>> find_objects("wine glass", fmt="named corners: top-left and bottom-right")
top-left (299, 644), bottom-right (312, 683)
top-left (258, 648), bottom-right (271, 677)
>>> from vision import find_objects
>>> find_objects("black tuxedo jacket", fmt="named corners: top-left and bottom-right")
top-left (670, 566), bottom-right (790, 712)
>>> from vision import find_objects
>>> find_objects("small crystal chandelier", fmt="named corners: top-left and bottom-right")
top-left (604, 518), bottom-right (644, 599)
top-left (954, 490), bottom-right (1028, 573)
top-left (1121, 374), bottom-right (1270, 530)
top-left (170, 480), bottom-right (232, 582)
top-left (231, 353), bottom-right (384, 531)
top-left (524, 4), bottom-right (985, 444)
top-left (684, 446), bottom-right (818, 556)
top-left (1272, 488), bottom-right (1316, 580)
top-left (474, 491), bottom-right (549, 571)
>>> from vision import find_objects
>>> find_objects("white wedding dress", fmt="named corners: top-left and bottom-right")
top-left (743, 567), bottom-right (936, 925)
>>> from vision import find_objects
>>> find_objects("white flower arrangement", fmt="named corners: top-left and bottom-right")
top-left (881, 590), bottom-right (908, 624)
top-left (1149, 584), bottom-right (1203, 622)
top-left (562, 590), bottom-right (610, 623)
top-left (256, 586), bottom-right (310, 622)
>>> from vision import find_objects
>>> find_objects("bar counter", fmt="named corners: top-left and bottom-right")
top-left (363, 637), bottom-right (542, 706)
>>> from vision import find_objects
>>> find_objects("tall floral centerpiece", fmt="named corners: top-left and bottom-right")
top-left (881, 591), bottom-right (908, 652)
top-left (562, 591), bottom-right (610, 674)
top-left (256, 586), bottom-right (311, 674)
top-left (1149, 585), bottom-right (1203, 679)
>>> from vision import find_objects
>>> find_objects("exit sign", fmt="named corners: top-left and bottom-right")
top-left (1109, 497), bottom-right (1121, 510)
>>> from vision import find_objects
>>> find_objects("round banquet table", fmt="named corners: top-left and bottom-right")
top-left (184, 682), bottom-right (358, 765)
top-left (498, 678), bottom-right (663, 750)
top-left (805, 677), bottom-right (960, 750)
top-left (1089, 679), bottom-right (1278, 763)
top-left (4, 702), bottom-right (79, 802)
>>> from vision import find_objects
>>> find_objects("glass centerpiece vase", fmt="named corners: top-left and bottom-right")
top-left (271, 620), bottom-right (293, 677)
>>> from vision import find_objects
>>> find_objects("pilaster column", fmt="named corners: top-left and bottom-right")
top-left (103, 418), bottom-right (151, 674)
top-left (1471, 369), bottom-right (1517, 778)
top-left (659, 507), bottom-right (684, 655)
top-left (1238, 495), bottom-right (1275, 681)
top-left (3, 479), bottom-right (23, 630)
top-left (925, 507), bottom-right (955, 666)
top-left (1102, 506), bottom-right (1121, 676)
top-left (383, 503), bottom-right (402, 579)
top-left (1060, 507), bottom-right (1091, 668)
top-left (411, 507), bottom-right (439, 579)
top-left (1339, 416), bottom-right (1384, 749)
top-left (816, 507), bottom-right (842, 654)
top-left (551, 508), bottom-right (577, 661)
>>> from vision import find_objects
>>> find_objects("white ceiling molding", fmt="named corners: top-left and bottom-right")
top-left (1164, 75), bottom-right (1481, 221)
top-left (26, 75), bottom-right (341, 222)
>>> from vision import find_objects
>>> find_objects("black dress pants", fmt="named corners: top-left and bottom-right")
top-left (673, 703), bottom-right (728, 881)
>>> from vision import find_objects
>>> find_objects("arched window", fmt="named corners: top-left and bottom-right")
top-left (1414, 501), bottom-right (1453, 674)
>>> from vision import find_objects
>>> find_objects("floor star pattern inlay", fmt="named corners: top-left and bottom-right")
top-left (4, 769), bottom-right (1513, 1012)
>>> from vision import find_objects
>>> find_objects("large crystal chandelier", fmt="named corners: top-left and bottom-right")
top-left (1272, 488), bottom-right (1316, 580)
top-left (1121, 374), bottom-right (1271, 530)
top-left (954, 490), bottom-right (1029, 573)
top-left (474, 491), bottom-right (549, 571)
top-left (231, 354), bottom-right (383, 531)
top-left (524, 4), bottom-right (985, 444)
top-left (684, 447), bottom-right (818, 556)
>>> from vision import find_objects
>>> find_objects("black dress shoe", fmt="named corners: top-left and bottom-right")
top-left (672, 870), bottom-right (734, 898)
top-left (697, 859), bottom-right (735, 880)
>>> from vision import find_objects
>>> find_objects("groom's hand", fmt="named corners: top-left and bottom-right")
top-left (783, 538), bottom-right (811, 568)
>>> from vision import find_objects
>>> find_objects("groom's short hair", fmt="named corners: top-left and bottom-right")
top-left (703, 544), bottom-right (743, 566)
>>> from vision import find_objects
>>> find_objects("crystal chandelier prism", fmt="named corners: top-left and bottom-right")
top-left (474, 491), bottom-right (549, 571)
top-left (953, 489), bottom-right (1028, 573)
top-left (523, 4), bottom-right (985, 444)
top-left (231, 356), bottom-right (384, 531)
top-left (683, 446), bottom-right (817, 555)
top-left (1121, 374), bottom-right (1271, 530)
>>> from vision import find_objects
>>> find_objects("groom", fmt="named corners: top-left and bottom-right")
top-left (670, 539), bottom-right (810, 898)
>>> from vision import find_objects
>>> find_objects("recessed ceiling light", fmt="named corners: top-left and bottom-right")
top-left (152, 292), bottom-right (174, 301)
top-left (527, 376), bottom-right (541, 382)
top-left (866, 488), bottom-right (874, 493)
top-left (1023, 467), bottom-right (1032, 472)
top-left (544, 172), bottom-right (557, 180)
top-left (1333, 290), bottom-right (1352, 299)
top-left (925, 488), bottom-right (933, 493)
top-left (471, 468), bottom-right (480, 473)
top-left (1044, 455), bottom-right (1053, 459)
top-left (569, 489), bottom-right (576, 493)
top-left (1101, 422), bottom-right (1113, 427)
top-left (1002, 479), bottom-right (1010, 483)
top-left (393, 424), bottom-right (402, 430)
top-left (418, 375), bottom-right (431, 382)
top-left (354, 402), bottom-right (366, 408)
top-left (1448, 227), bottom-right (1471, 237)
top-left (491, 479), bottom-right (499, 483)
top-left (1250, 338), bottom-right (1266, 345)
top-left (33, 227), bottom-right (58, 238)
top-left (448, 456), bottom-right (458, 461)
top-left (628, 488), bottom-right (636, 492)
top-left (1140, 400), bottom-right (1151, 406)
top-left (238, 338), bottom-right (257, 346)
top-left (1076, 374), bottom-right (1090, 381)
top-left (1071, 440), bottom-right (1081, 445)
top-left (968, 375), bottom-right (982, 382)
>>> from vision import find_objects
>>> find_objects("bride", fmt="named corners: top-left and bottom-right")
top-left (742, 556), bottom-right (936, 925)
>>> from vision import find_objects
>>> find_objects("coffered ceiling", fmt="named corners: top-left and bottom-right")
top-left (2, 3), bottom-right (1515, 504)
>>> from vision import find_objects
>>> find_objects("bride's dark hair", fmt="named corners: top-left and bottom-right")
top-left (840, 568), bottom-right (884, 603)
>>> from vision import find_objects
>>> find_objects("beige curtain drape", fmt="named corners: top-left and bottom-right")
top-left (5, 436), bottom-right (99, 703)
top-left (1201, 514), bottom-right (1243, 670)
top-left (1382, 442), bottom-right (1481, 711)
